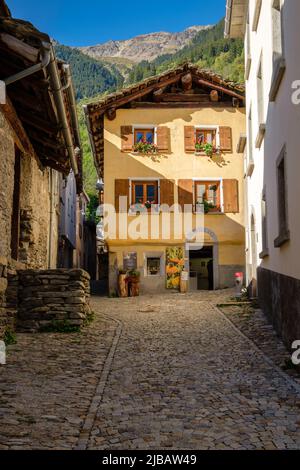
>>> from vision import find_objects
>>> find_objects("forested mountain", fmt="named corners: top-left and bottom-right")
top-left (128, 20), bottom-right (244, 84)
top-left (54, 44), bottom-right (124, 100)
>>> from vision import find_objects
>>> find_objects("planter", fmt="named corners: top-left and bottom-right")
top-left (127, 276), bottom-right (140, 297)
top-left (118, 274), bottom-right (128, 298)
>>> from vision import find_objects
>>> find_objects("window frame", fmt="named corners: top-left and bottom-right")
top-left (194, 125), bottom-right (220, 153)
top-left (259, 186), bottom-right (269, 259)
top-left (144, 251), bottom-right (164, 277)
top-left (129, 178), bottom-right (160, 214)
top-left (193, 178), bottom-right (223, 214)
top-left (132, 125), bottom-right (157, 146)
top-left (269, 0), bottom-right (286, 101)
top-left (274, 145), bottom-right (290, 247)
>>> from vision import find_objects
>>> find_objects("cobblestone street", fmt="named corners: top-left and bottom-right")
top-left (1, 291), bottom-right (300, 450)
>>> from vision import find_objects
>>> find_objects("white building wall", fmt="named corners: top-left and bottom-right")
top-left (245, 0), bottom-right (300, 285)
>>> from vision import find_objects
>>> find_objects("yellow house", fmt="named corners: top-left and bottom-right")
top-left (85, 64), bottom-right (246, 294)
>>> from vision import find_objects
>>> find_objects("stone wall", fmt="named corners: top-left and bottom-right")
top-left (17, 269), bottom-right (91, 332)
top-left (257, 267), bottom-right (300, 349)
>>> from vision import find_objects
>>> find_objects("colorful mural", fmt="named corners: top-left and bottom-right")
top-left (166, 247), bottom-right (185, 290)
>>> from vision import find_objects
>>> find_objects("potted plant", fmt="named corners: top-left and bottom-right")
top-left (126, 270), bottom-right (140, 297)
top-left (133, 140), bottom-right (158, 155)
top-left (195, 142), bottom-right (219, 158)
top-left (118, 269), bottom-right (128, 298)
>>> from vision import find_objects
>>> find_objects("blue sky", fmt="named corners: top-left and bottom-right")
top-left (7, 0), bottom-right (226, 47)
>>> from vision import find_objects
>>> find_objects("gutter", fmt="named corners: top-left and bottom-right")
top-left (47, 45), bottom-right (78, 175)
top-left (224, 0), bottom-right (233, 38)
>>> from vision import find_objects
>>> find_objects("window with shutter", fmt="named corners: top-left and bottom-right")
top-left (121, 126), bottom-right (133, 152)
top-left (115, 179), bottom-right (129, 212)
top-left (219, 127), bottom-right (232, 152)
top-left (184, 126), bottom-right (195, 152)
top-left (178, 180), bottom-right (193, 210)
top-left (223, 179), bottom-right (239, 213)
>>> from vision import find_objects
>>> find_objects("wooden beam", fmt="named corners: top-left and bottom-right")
top-left (153, 86), bottom-right (168, 102)
top-left (17, 109), bottom-right (60, 135)
top-left (181, 73), bottom-right (193, 92)
top-left (157, 93), bottom-right (210, 103)
top-left (130, 101), bottom-right (232, 109)
top-left (197, 78), bottom-right (245, 101)
top-left (0, 97), bottom-right (36, 156)
top-left (0, 33), bottom-right (39, 63)
top-left (88, 74), bottom-right (183, 116)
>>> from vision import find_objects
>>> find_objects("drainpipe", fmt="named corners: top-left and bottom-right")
top-left (224, 0), bottom-right (233, 38)
top-left (46, 45), bottom-right (79, 176)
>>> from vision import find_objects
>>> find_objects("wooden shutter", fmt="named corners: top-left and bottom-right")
top-left (223, 179), bottom-right (239, 213)
top-left (157, 127), bottom-right (170, 152)
top-left (160, 179), bottom-right (174, 208)
top-left (219, 126), bottom-right (232, 152)
top-left (115, 179), bottom-right (129, 212)
top-left (121, 126), bottom-right (133, 152)
top-left (178, 179), bottom-right (193, 210)
top-left (184, 126), bottom-right (195, 152)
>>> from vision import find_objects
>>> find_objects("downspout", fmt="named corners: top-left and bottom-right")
top-left (224, 0), bottom-right (233, 38)
top-left (46, 45), bottom-right (79, 176)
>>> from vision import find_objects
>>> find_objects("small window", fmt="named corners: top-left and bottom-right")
top-left (132, 181), bottom-right (158, 207)
top-left (195, 181), bottom-right (221, 213)
top-left (257, 55), bottom-right (264, 125)
top-left (260, 187), bottom-right (269, 258)
top-left (134, 129), bottom-right (154, 145)
top-left (196, 129), bottom-right (216, 146)
top-left (147, 257), bottom-right (161, 276)
top-left (274, 146), bottom-right (290, 247)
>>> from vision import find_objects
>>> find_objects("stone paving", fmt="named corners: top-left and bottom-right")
top-left (1, 290), bottom-right (300, 450)
top-left (87, 292), bottom-right (300, 450)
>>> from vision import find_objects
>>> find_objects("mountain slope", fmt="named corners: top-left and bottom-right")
top-left (54, 44), bottom-right (124, 100)
top-left (79, 26), bottom-right (212, 63)
top-left (128, 19), bottom-right (244, 84)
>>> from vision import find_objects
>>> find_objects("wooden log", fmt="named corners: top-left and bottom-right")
top-left (210, 90), bottom-right (219, 102)
top-left (157, 93), bottom-right (210, 103)
top-left (153, 86), bottom-right (167, 102)
top-left (181, 73), bottom-right (193, 92)
top-left (0, 33), bottom-right (39, 63)
top-left (106, 107), bottom-right (116, 120)
top-left (197, 78), bottom-right (245, 102)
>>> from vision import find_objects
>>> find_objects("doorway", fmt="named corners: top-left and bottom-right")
top-left (189, 246), bottom-right (214, 291)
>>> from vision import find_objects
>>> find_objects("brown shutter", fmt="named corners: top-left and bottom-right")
top-left (115, 179), bottom-right (129, 212)
top-left (223, 179), bottom-right (239, 213)
top-left (219, 126), bottom-right (232, 152)
top-left (157, 127), bottom-right (170, 152)
top-left (121, 126), bottom-right (133, 152)
top-left (184, 126), bottom-right (195, 152)
top-left (178, 179), bottom-right (194, 210)
top-left (160, 179), bottom-right (174, 208)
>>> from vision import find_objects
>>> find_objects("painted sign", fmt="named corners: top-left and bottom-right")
top-left (166, 247), bottom-right (184, 290)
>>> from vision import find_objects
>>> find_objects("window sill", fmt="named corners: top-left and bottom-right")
top-left (245, 57), bottom-right (252, 81)
top-left (274, 230), bottom-right (290, 248)
top-left (259, 249), bottom-right (269, 259)
top-left (269, 57), bottom-right (286, 102)
top-left (255, 123), bottom-right (266, 149)
top-left (246, 160), bottom-right (255, 177)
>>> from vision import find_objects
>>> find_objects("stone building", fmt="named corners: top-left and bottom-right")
top-left (225, 0), bottom-right (300, 347)
top-left (85, 64), bottom-right (246, 295)
top-left (0, 2), bottom-right (83, 338)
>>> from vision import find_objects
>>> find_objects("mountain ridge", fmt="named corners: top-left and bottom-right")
top-left (78, 25), bottom-right (212, 63)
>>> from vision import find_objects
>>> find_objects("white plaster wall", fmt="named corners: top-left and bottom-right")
top-left (245, 0), bottom-right (300, 282)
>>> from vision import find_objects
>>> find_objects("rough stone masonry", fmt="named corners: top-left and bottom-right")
top-left (16, 269), bottom-right (91, 332)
